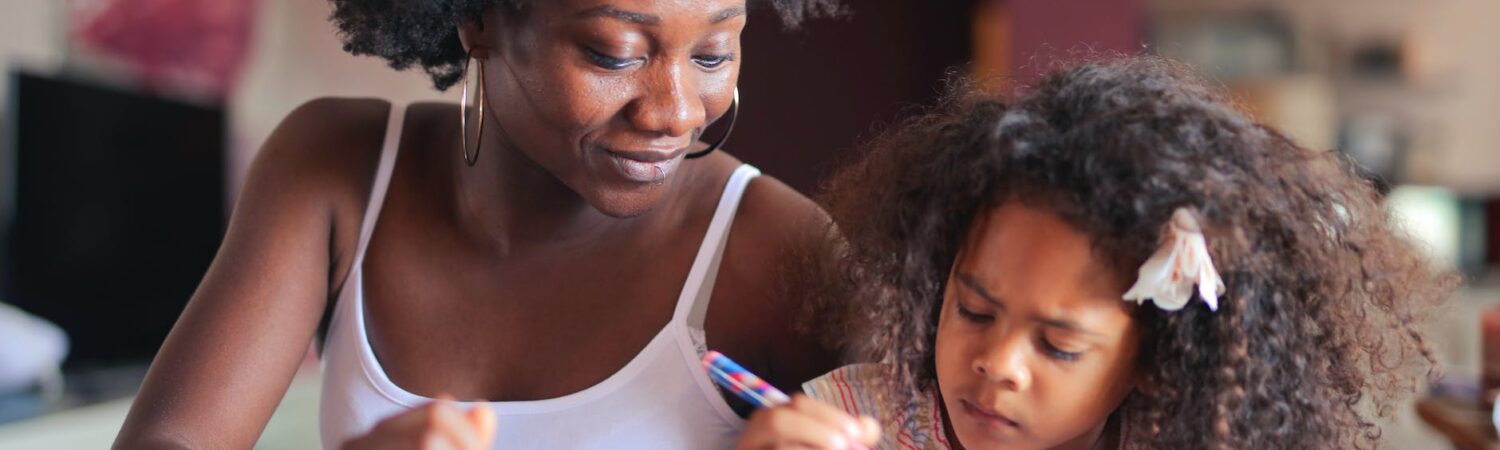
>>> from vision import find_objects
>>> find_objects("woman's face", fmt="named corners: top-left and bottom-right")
top-left (935, 202), bottom-right (1142, 450)
top-left (473, 0), bottom-right (745, 217)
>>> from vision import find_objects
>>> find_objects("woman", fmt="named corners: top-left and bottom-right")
top-left (113, 0), bottom-right (846, 448)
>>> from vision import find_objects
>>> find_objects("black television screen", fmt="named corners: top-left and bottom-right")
top-left (2, 70), bottom-right (225, 370)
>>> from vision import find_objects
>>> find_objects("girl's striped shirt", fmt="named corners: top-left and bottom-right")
top-left (802, 364), bottom-right (952, 450)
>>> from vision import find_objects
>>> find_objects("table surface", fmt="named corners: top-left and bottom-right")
top-left (0, 370), bottom-right (321, 449)
top-left (1417, 394), bottom-right (1500, 450)
top-left (2, 284), bottom-right (1497, 449)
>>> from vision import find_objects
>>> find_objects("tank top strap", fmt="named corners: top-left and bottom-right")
top-left (673, 164), bottom-right (761, 329)
top-left (346, 102), bottom-right (405, 281)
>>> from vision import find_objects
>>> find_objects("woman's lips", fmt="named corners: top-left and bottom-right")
top-left (603, 147), bottom-right (683, 183)
top-left (961, 398), bottom-right (1022, 431)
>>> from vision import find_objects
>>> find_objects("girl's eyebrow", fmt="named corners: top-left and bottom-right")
top-left (709, 6), bottom-right (748, 23)
top-left (959, 272), bottom-right (1101, 337)
top-left (1034, 315), bottom-right (1100, 337)
top-left (958, 273), bottom-right (1002, 306)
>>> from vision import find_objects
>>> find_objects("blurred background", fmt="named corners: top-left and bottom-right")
top-left (0, 0), bottom-right (1496, 448)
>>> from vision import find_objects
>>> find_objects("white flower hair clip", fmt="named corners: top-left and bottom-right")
top-left (1122, 208), bottom-right (1225, 312)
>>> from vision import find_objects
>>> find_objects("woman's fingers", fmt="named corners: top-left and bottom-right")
top-left (420, 399), bottom-right (484, 450)
top-left (466, 405), bottom-right (497, 446)
top-left (420, 432), bottom-right (459, 450)
top-left (343, 395), bottom-right (492, 450)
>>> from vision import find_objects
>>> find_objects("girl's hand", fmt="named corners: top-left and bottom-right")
top-left (736, 394), bottom-right (882, 450)
top-left (340, 396), bottom-right (497, 450)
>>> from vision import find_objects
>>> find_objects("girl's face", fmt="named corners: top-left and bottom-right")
top-left (935, 202), bottom-right (1143, 450)
top-left (474, 0), bottom-right (745, 217)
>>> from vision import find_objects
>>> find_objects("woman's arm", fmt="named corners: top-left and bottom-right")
top-left (113, 99), bottom-right (385, 448)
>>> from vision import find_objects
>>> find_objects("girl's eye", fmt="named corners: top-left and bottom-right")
top-left (1040, 338), bottom-right (1082, 362)
top-left (956, 302), bottom-right (993, 324)
top-left (692, 53), bottom-right (733, 69)
top-left (584, 48), bottom-right (640, 70)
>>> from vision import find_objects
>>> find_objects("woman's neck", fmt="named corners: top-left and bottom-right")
top-left (448, 129), bottom-right (625, 254)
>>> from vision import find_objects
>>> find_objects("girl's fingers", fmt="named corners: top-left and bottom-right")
top-left (787, 395), bottom-right (868, 445)
top-left (746, 405), bottom-right (853, 450)
top-left (856, 416), bottom-right (882, 446)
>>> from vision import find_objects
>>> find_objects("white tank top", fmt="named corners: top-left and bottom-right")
top-left (319, 104), bottom-right (755, 449)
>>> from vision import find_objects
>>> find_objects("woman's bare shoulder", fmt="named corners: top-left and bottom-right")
top-left (706, 151), bottom-right (844, 386)
top-left (727, 155), bottom-right (833, 273)
top-left (245, 97), bottom-right (395, 290)
top-left (254, 97), bottom-right (391, 194)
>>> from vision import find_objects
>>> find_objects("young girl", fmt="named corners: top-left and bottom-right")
top-left (735, 57), bottom-right (1456, 450)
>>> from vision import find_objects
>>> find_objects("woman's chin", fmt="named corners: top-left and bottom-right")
top-left (586, 186), bottom-right (672, 219)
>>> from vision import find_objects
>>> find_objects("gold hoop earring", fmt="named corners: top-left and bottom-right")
top-left (460, 53), bottom-right (486, 167)
top-left (685, 87), bottom-right (738, 159)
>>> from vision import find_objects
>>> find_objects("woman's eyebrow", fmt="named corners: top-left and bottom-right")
top-left (575, 5), bottom-right (659, 25)
top-left (573, 5), bottom-right (747, 26)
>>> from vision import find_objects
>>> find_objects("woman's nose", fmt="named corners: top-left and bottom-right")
top-left (628, 60), bottom-right (706, 138)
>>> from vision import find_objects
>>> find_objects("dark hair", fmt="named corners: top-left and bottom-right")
top-left (811, 56), bottom-right (1456, 449)
top-left (329, 0), bottom-right (845, 90)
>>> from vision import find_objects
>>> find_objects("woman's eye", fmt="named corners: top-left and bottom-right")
top-left (584, 48), bottom-right (639, 70)
top-left (1040, 339), bottom-right (1082, 362)
top-left (692, 53), bottom-right (733, 69)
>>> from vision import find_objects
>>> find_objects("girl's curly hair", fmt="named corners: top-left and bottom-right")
top-left (328, 0), bottom-right (845, 90)
top-left (810, 56), bottom-right (1457, 449)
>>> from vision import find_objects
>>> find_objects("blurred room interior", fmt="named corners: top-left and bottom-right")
top-left (0, 0), bottom-right (1497, 448)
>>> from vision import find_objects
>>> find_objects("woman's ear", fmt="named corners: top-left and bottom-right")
top-left (459, 6), bottom-right (525, 59)
top-left (459, 8), bottom-right (507, 56)
top-left (456, 16), bottom-right (492, 56)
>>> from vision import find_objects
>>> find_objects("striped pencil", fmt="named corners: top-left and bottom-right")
top-left (702, 350), bottom-right (871, 450)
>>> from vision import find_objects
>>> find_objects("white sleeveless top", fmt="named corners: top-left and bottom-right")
top-left (319, 104), bottom-right (754, 449)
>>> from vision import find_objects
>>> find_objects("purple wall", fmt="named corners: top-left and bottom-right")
top-left (733, 2), bottom-right (975, 192)
top-left (1006, 0), bottom-right (1145, 86)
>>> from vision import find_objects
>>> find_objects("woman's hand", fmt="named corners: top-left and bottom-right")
top-left (736, 395), bottom-right (881, 450)
top-left (341, 397), bottom-right (497, 450)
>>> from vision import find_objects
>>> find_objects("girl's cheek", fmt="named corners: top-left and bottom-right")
top-left (934, 329), bottom-right (973, 382)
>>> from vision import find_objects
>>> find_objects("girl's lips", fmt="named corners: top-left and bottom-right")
top-left (961, 398), bottom-right (1022, 431)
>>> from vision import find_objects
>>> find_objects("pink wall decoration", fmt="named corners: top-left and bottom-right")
top-left (71, 0), bottom-right (258, 100)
